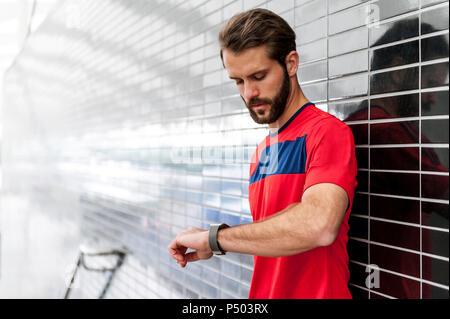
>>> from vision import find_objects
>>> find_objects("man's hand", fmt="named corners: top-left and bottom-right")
top-left (168, 227), bottom-right (213, 268)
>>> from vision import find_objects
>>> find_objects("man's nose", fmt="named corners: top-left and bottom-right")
top-left (243, 82), bottom-right (259, 101)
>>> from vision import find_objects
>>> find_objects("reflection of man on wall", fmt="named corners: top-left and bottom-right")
top-left (345, 19), bottom-right (449, 298)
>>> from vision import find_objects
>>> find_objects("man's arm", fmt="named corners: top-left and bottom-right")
top-left (168, 183), bottom-right (348, 267)
top-left (219, 183), bottom-right (348, 256)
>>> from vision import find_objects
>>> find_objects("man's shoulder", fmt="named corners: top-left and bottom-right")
top-left (305, 105), bottom-right (352, 136)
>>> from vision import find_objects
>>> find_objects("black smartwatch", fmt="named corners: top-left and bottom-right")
top-left (209, 223), bottom-right (229, 255)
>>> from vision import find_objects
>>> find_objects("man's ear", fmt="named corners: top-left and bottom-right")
top-left (284, 50), bottom-right (299, 77)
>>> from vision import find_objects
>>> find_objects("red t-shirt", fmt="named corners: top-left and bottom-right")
top-left (248, 102), bottom-right (358, 299)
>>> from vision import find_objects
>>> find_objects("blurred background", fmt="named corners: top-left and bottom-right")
top-left (0, 0), bottom-right (448, 299)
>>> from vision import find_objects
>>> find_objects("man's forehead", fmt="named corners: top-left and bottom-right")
top-left (223, 46), bottom-right (273, 76)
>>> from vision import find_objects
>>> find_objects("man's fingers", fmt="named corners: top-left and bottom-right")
top-left (168, 237), bottom-right (179, 252)
top-left (177, 252), bottom-right (200, 268)
top-left (168, 240), bottom-right (187, 262)
top-left (169, 228), bottom-right (211, 267)
top-left (185, 251), bottom-right (200, 263)
top-left (168, 245), bottom-right (178, 256)
top-left (177, 246), bottom-right (188, 256)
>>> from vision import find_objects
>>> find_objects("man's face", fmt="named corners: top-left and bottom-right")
top-left (421, 62), bottom-right (448, 112)
top-left (222, 46), bottom-right (290, 124)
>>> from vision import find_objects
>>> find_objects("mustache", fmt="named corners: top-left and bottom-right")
top-left (244, 97), bottom-right (273, 108)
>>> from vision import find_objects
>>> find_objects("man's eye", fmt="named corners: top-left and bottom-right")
top-left (235, 80), bottom-right (243, 85)
top-left (254, 75), bottom-right (265, 81)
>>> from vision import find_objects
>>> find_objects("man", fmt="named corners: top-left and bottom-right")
top-left (168, 9), bottom-right (357, 299)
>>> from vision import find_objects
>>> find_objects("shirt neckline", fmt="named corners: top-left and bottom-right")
top-left (269, 102), bottom-right (314, 137)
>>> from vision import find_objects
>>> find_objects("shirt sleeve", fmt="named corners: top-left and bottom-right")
top-left (303, 119), bottom-right (358, 210)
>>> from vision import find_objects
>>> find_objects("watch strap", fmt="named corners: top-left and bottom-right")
top-left (209, 223), bottom-right (229, 255)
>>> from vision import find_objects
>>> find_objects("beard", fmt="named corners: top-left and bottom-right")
top-left (242, 68), bottom-right (291, 125)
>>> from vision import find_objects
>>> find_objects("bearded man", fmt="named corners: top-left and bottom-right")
top-left (169, 8), bottom-right (357, 299)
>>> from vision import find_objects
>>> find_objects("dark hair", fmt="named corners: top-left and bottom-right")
top-left (371, 18), bottom-right (448, 70)
top-left (371, 18), bottom-right (449, 93)
top-left (218, 8), bottom-right (297, 67)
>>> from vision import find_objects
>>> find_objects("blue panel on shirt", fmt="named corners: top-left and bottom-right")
top-left (249, 135), bottom-right (307, 184)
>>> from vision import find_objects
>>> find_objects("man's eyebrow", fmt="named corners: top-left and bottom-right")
top-left (229, 69), bottom-right (269, 80)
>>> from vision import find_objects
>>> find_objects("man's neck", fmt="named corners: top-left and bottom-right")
top-left (373, 97), bottom-right (398, 117)
top-left (269, 85), bottom-right (309, 132)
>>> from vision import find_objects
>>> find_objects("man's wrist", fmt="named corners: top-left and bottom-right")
top-left (209, 223), bottom-right (229, 255)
